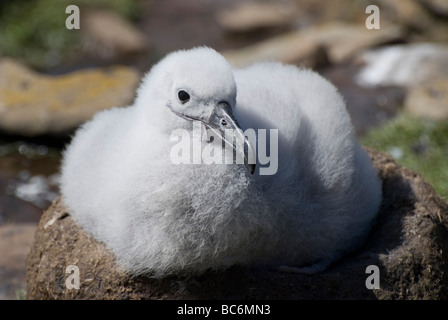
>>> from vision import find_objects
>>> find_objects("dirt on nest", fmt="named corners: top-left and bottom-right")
top-left (25, 149), bottom-right (448, 300)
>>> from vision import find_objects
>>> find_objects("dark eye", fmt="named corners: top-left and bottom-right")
top-left (221, 119), bottom-right (228, 126)
top-left (178, 90), bottom-right (190, 103)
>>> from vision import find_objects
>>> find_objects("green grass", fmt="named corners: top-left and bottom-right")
top-left (362, 113), bottom-right (448, 200)
top-left (0, 0), bottom-right (140, 69)
top-left (15, 289), bottom-right (27, 300)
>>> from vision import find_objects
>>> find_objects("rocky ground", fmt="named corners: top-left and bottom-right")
top-left (1, 0), bottom-right (448, 299)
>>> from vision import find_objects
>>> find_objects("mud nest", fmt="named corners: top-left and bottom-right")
top-left (26, 149), bottom-right (448, 299)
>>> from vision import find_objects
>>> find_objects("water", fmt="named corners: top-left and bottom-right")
top-left (0, 140), bottom-right (61, 224)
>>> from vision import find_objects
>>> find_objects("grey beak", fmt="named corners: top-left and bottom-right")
top-left (206, 102), bottom-right (256, 174)
top-left (172, 101), bottom-right (256, 174)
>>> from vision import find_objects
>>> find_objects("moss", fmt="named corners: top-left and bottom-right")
top-left (0, 0), bottom-right (140, 70)
top-left (362, 113), bottom-right (448, 200)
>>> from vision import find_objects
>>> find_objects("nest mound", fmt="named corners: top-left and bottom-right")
top-left (26, 149), bottom-right (448, 299)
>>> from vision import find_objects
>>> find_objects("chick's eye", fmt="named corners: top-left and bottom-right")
top-left (221, 119), bottom-right (228, 126)
top-left (178, 90), bottom-right (190, 103)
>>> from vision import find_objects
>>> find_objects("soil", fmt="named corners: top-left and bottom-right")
top-left (26, 149), bottom-right (448, 300)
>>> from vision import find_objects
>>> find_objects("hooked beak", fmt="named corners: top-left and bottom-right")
top-left (172, 101), bottom-right (256, 174)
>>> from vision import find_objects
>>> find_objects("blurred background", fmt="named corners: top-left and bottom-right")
top-left (0, 0), bottom-right (447, 300)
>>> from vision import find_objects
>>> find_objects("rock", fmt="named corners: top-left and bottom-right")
top-left (222, 28), bottom-right (327, 69)
top-left (81, 9), bottom-right (149, 61)
top-left (26, 149), bottom-right (448, 300)
top-left (0, 223), bottom-right (37, 299)
top-left (356, 43), bottom-right (448, 88)
top-left (317, 23), bottom-right (404, 64)
top-left (418, 0), bottom-right (448, 17)
top-left (216, 2), bottom-right (294, 34)
top-left (222, 23), bottom-right (403, 68)
top-left (405, 78), bottom-right (448, 120)
top-left (0, 59), bottom-right (140, 137)
top-left (379, 0), bottom-right (433, 30)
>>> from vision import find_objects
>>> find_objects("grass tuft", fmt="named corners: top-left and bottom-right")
top-left (362, 113), bottom-right (448, 200)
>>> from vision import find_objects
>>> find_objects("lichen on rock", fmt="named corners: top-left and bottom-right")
top-left (0, 58), bottom-right (140, 137)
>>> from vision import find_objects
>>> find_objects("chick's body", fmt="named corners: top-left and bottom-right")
top-left (60, 47), bottom-right (382, 277)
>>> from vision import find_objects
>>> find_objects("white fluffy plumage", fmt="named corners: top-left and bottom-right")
top-left (60, 47), bottom-right (382, 277)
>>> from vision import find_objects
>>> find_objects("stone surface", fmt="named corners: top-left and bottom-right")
top-left (0, 59), bottom-right (140, 137)
top-left (222, 22), bottom-right (403, 68)
top-left (379, 0), bottom-right (433, 30)
top-left (0, 223), bottom-right (37, 300)
top-left (216, 2), bottom-right (294, 34)
top-left (222, 28), bottom-right (327, 68)
top-left (356, 43), bottom-right (448, 88)
top-left (405, 78), bottom-right (448, 120)
top-left (26, 149), bottom-right (448, 300)
top-left (317, 23), bottom-right (404, 64)
top-left (81, 9), bottom-right (149, 61)
top-left (419, 0), bottom-right (448, 17)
